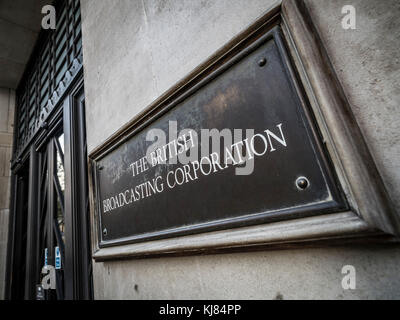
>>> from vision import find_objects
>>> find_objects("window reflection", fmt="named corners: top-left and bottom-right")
top-left (56, 133), bottom-right (65, 192)
top-left (56, 133), bottom-right (65, 243)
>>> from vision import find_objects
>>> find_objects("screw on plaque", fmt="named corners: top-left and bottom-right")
top-left (103, 228), bottom-right (108, 236)
top-left (98, 165), bottom-right (104, 170)
top-left (41, 121), bottom-right (48, 129)
top-left (258, 58), bottom-right (267, 67)
top-left (296, 176), bottom-right (310, 190)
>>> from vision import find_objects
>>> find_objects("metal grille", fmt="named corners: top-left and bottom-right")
top-left (15, 0), bottom-right (82, 156)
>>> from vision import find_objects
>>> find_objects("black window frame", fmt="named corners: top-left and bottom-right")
top-left (5, 0), bottom-right (92, 300)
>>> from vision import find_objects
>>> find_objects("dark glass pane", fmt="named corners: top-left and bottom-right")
top-left (56, 133), bottom-right (65, 192)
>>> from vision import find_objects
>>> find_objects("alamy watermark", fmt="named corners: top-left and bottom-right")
top-left (41, 5), bottom-right (56, 30)
top-left (341, 265), bottom-right (356, 290)
top-left (341, 5), bottom-right (356, 30)
top-left (41, 265), bottom-right (56, 289)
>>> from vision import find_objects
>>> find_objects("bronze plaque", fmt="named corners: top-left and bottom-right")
top-left (94, 27), bottom-right (345, 247)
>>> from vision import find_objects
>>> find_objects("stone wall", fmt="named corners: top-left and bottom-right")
top-left (80, 0), bottom-right (400, 299)
top-left (0, 88), bottom-right (14, 299)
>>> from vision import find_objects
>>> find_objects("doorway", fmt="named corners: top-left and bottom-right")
top-left (6, 78), bottom-right (92, 300)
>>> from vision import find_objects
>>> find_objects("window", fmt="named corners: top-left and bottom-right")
top-left (14, 0), bottom-right (82, 158)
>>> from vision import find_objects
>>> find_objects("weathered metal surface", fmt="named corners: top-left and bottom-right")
top-left (94, 27), bottom-right (345, 247)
